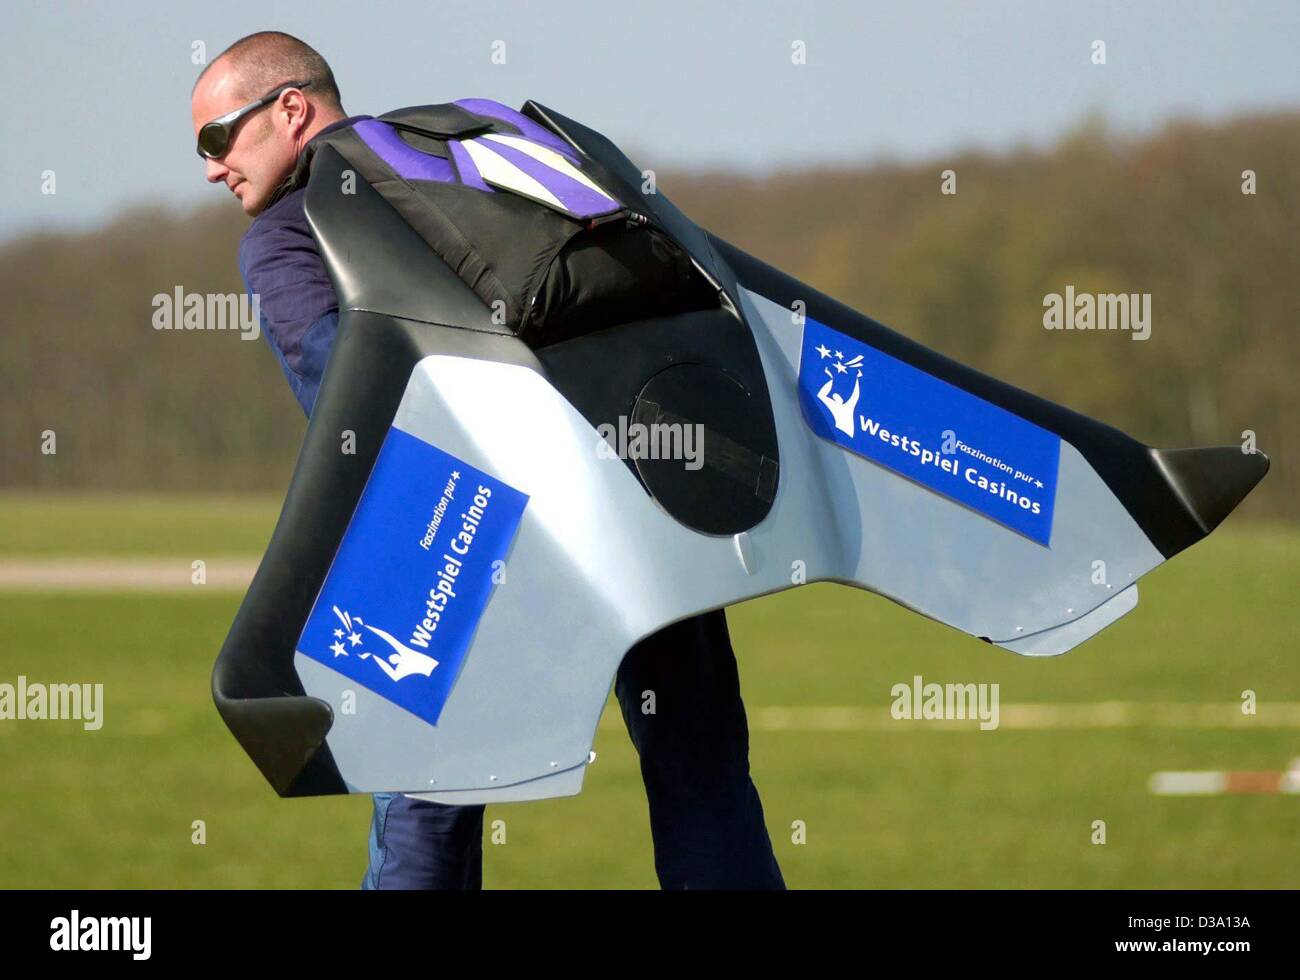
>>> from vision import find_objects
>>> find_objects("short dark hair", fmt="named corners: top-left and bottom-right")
top-left (196, 31), bottom-right (343, 110)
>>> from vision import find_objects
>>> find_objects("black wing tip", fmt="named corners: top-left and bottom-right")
top-left (212, 684), bottom-right (341, 797)
top-left (1151, 445), bottom-right (1270, 541)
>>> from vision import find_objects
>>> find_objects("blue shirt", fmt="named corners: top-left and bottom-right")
top-left (238, 116), bottom-right (371, 417)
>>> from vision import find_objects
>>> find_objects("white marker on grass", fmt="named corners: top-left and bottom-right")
top-left (1149, 758), bottom-right (1300, 795)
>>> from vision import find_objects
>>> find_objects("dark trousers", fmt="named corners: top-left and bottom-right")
top-left (361, 609), bottom-right (785, 889)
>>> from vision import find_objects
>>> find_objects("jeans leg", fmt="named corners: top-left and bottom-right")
top-left (615, 609), bottom-right (785, 890)
top-left (361, 793), bottom-right (485, 890)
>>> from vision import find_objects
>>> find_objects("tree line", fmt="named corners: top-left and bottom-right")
top-left (1, 110), bottom-right (1293, 520)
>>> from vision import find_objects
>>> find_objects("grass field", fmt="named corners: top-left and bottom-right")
top-left (0, 494), bottom-right (1297, 888)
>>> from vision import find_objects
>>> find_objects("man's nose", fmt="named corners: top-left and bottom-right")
top-left (204, 157), bottom-right (230, 183)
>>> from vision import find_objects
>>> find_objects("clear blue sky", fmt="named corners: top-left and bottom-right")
top-left (1, 0), bottom-right (1297, 242)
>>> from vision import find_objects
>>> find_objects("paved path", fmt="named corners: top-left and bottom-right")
top-left (0, 557), bottom-right (259, 592)
top-left (5, 559), bottom-right (1298, 731)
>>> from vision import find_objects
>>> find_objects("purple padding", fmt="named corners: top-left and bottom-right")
top-left (447, 140), bottom-right (490, 192)
top-left (353, 119), bottom-right (455, 183)
top-left (473, 137), bottom-right (621, 219)
top-left (454, 99), bottom-right (581, 165)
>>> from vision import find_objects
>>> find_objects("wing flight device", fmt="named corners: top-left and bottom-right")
top-left (213, 101), bottom-right (1269, 802)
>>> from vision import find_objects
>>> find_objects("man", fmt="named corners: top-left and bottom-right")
top-left (192, 30), bottom-right (785, 890)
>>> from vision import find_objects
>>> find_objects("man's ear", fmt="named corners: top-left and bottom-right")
top-left (281, 89), bottom-right (311, 139)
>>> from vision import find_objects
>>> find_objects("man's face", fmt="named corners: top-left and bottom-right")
top-left (191, 65), bottom-right (302, 216)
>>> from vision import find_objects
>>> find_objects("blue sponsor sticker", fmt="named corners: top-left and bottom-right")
top-left (798, 317), bottom-right (1060, 545)
top-left (297, 427), bottom-right (528, 725)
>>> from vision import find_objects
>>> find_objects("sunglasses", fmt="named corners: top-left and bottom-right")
top-left (196, 79), bottom-right (313, 159)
